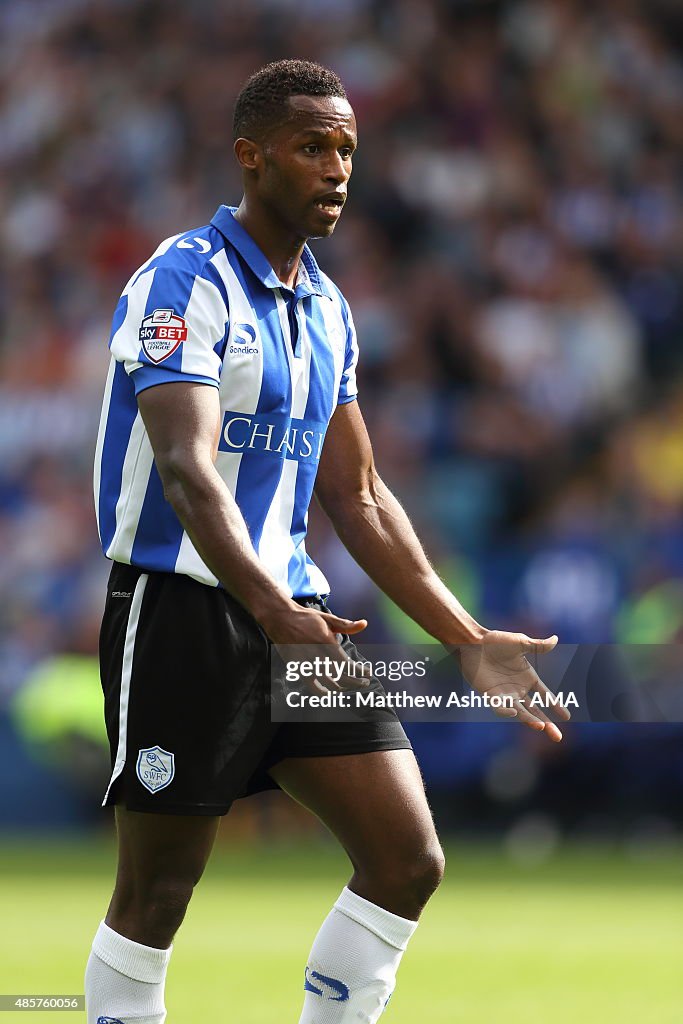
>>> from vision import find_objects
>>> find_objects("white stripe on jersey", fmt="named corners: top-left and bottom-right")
top-left (179, 274), bottom-right (226, 379)
top-left (320, 291), bottom-right (348, 390)
top-left (102, 573), bottom-right (148, 806)
top-left (307, 560), bottom-right (334, 597)
top-left (110, 266), bottom-right (156, 377)
top-left (106, 414), bottom-right (154, 563)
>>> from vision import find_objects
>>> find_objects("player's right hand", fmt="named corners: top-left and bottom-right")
top-left (261, 603), bottom-right (372, 691)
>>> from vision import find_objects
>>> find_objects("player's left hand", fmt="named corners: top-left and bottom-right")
top-left (457, 631), bottom-right (570, 742)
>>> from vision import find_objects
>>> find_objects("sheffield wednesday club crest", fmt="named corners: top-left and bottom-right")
top-left (136, 745), bottom-right (175, 794)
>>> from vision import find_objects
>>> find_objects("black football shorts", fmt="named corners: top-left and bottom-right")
top-left (99, 561), bottom-right (411, 815)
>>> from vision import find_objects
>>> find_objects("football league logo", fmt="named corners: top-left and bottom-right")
top-left (139, 308), bottom-right (187, 364)
top-left (136, 745), bottom-right (175, 794)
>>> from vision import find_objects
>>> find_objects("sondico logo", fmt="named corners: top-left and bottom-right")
top-left (230, 322), bottom-right (259, 355)
top-left (218, 411), bottom-right (326, 463)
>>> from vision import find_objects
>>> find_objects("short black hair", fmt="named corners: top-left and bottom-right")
top-left (233, 59), bottom-right (346, 141)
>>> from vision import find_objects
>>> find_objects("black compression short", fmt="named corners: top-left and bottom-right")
top-left (99, 561), bottom-right (411, 815)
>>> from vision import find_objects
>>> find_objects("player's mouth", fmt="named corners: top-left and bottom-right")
top-left (312, 193), bottom-right (345, 221)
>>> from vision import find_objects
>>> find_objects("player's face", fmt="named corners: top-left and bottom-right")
top-left (258, 95), bottom-right (357, 240)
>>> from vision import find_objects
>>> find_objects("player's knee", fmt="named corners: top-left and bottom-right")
top-left (402, 842), bottom-right (445, 910)
top-left (361, 840), bottom-right (445, 917)
top-left (143, 875), bottom-right (195, 936)
top-left (112, 873), bottom-right (196, 945)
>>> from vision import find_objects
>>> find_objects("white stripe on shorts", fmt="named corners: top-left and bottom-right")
top-left (101, 573), bottom-right (149, 806)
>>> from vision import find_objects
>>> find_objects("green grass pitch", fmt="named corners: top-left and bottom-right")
top-left (0, 836), bottom-right (681, 1023)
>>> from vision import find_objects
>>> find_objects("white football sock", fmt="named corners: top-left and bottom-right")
top-left (85, 921), bottom-right (172, 1024)
top-left (298, 887), bottom-right (418, 1024)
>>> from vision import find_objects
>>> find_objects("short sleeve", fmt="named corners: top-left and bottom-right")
top-left (337, 298), bottom-right (359, 405)
top-left (109, 265), bottom-right (228, 395)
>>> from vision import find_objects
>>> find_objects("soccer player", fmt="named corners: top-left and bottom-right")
top-left (87, 60), bottom-right (569, 1024)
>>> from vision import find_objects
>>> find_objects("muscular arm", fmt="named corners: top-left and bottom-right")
top-left (136, 381), bottom-right (365, 651)
top-left (315, 401), bottom-right (486, 646)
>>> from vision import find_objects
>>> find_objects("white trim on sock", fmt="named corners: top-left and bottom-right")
top-left (92, 922), bottom-right (172, 984)
top-left (334, 887), bottom-right (418, 951)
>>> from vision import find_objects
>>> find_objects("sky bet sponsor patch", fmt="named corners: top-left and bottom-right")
top-left (139, 308), bottom-right (187, 363)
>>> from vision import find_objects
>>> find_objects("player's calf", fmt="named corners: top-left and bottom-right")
top-left (85, 921), bottom-right (171, 1024)
top-left (85, 877), bottom-right (191, 1024)
top-left (299, 886), bottom-right (423, 1024)
top-left (296, 847), bottom-right (445, 1023)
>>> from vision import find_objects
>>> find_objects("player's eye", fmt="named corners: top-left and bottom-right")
top-left (339, 147), bottom-right (354, 160)
top-left (303, 144), bottom-right (321, 155)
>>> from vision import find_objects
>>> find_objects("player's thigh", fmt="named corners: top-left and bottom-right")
top-left (269, 748), bottom-right (442, 880)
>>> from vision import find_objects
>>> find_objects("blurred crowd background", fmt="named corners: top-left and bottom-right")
top-left (1, 0), bottom-right (682, 845)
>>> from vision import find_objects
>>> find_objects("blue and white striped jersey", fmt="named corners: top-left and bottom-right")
top-left (94, 205), bottom-right (359, 598)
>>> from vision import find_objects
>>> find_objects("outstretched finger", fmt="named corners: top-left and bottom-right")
top-left (520, 634), bottom-right (559, 656)
top-left (513, 703), bottom-right (545, 729)
top-left (319, 612), bottom-right (368, 636)
top-left (518, 698), bottom-right (566, 741)
top-left (518, 656), bottom-right (572, 723)
top-left (490, 693), bottom-right (563, 740)
top-left (519, 696), bottom-right (565, 741)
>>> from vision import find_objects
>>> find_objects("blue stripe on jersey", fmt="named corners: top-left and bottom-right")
top-left (98, 362), bottom-right (140, 553)
top-left (131, 368), bottom-right (219, 397)
top-left (213, 336), bottom-right (228, 361)
top-left (285, 548), bottom-right (310, 600)
top-left (130, 461), bottom-right (184, 571)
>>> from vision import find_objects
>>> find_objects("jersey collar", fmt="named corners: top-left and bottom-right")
top-left (211, 205), bottom-right (331, 299)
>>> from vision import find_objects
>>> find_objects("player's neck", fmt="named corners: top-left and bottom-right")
top-left (233, 199), bottom-right (304, 289)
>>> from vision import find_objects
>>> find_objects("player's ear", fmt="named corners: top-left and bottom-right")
top-left (234, 137), bottom-right (262, 173)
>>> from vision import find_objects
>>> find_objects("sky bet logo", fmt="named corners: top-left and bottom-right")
top-left (229, 322), bottom-right (259, 355)
top-left (139, 308), bottom-right (187, 364)
top-left (218, 411), bottom-right (326, 462)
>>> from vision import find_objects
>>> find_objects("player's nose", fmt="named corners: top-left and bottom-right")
top-left (322, 153), bottom-right (349, 185)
